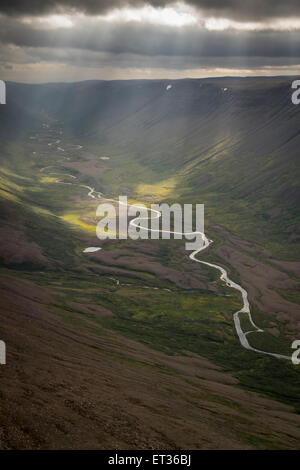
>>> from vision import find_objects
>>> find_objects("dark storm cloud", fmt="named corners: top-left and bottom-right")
top-left (183, 0), bottom-right (300, 21)
top-left (1, 1), bottom-right (300, 81)
top-left (0, 0), bottom-right (300, 21)
top-left (0, 16), bottom-right (299, 59)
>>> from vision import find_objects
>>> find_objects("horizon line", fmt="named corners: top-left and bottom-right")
top-left (5, 74), bottom-right (300, 86)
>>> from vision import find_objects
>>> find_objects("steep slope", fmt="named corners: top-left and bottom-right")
top-left (2, 273), bottom-right (300, 450)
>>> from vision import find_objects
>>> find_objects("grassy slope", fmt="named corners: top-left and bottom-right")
top-left (0, 78), bottom-right (299, 431)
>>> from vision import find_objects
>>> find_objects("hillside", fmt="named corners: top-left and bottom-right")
top-left (0, 78), bottom-right (299, 449)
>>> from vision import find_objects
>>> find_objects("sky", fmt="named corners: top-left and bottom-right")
top-left (0, 0), bottom-right (300, 82)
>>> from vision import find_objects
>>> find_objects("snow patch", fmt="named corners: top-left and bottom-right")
top-left (83, 247), bottom-right (102, 253)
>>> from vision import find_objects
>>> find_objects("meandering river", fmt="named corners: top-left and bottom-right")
top-left (42, 139), bottom-right (291, 361)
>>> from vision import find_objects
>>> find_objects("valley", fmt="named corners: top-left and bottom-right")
top-left (0, 78), bottom-right (299, 449)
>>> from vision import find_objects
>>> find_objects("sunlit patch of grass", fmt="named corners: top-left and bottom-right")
top-left (0, 166), bottom-right (30, 182)
top-left (61, 212), bottom-right (96, 233)
top-left (30, 204), bottom-right (55, 217)
top-left (136, 177), bottom-right (177, 199)
top-left (126, 198), bottom-right (152, 208)
top-left (0, 188), bottom-right (18, 202)
top-left (0, 170), bottom-right (23, 193)
top-left (40, 176), bottom-right (57, 184)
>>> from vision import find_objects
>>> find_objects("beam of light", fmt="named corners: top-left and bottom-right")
top-left (21, 15), bottom-right (74, 29)
top-left (101, 3), bottom-right (197, 27)
top-left (204, 17), bottom-right (300, 31)
top-left (17, 8), bottom-right (300, 32)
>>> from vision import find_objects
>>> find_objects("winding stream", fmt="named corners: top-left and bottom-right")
top-left (41, 140), bottom-right (291, 361)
